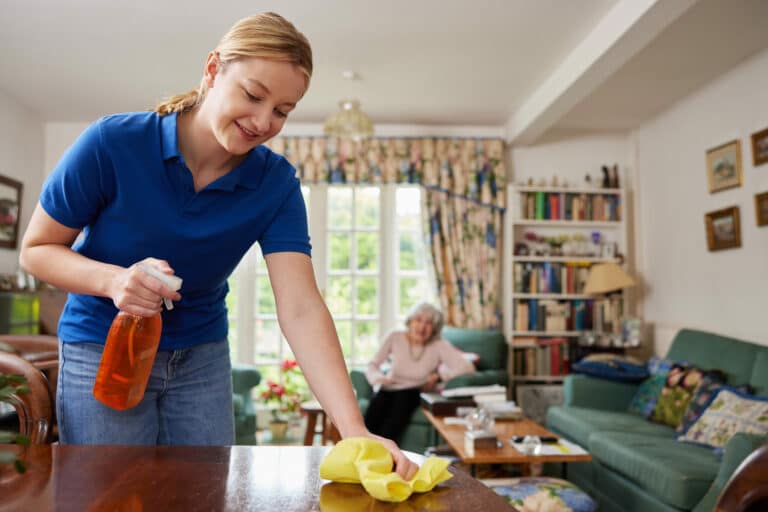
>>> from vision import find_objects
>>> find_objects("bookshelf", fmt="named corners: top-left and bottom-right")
top-left (502, 182), bottom-right (629, 399)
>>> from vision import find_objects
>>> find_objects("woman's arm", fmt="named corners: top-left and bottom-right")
top-left (365, 333), bottom-right (393, 386)
top-left (19, 202), bottom-right (180, 316)
top-left (265, 251), bottom-right (417, 479)
top-left (436, 339), bottom-right (476, 382)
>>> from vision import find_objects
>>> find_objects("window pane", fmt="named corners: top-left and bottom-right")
top-left (396, 187), bottom-right (422, 230)
top-left (328, 233), bottom-right (351, 270)
top-left (255, 319), bottom-right (282, 361)
top-left (328, 187), bottom-right (352, 229)
top-left (326, 276), bottom-right (351, 314)
top-left (355, 186), bottom-right (379, 228)
top-left (258, 365), bottom-right (280, 386)
top-left (280, 338), bottom-right (296, 362)
top-left (356, 232), bottom-right (378, 271)
top-left (228, 322), bottom-right (238, 358)
top-left (356, 277), bottom-right (377, 315)
top-left (226, 277), bottom-right (238, 313)
top-left (399, 232), bottom-right (426, 271)
top-left (355, 321), bottom-right (379, 363)
top-left (335, 320), bottom-right (352, 358)
top-left (257, 277), bottom-right (276, 314)
top-left (399, 277), bottom-right (430, 315)
top-left (301, 185), bottom-right (310, 226)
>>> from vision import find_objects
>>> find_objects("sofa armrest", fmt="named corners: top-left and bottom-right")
top-left (444, 370), bottom-right (508, 389)
top-left (563, 374), bottom-right (638, 411)
top-left (692, 433), bottom-right (768, 512)
top-left (350, 370), bottom-right (373, 400)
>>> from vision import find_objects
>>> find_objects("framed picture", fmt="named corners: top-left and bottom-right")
top-left (0, 175), bottom-right (22, 249)
top-left (705, 206), bottom-right (741, 251)
top-left (756, 191), bottom-right (768, 227)
top-left (706, 140), bottom-right (742, 193)
top-left (752, 127), bottom-right (768, 167)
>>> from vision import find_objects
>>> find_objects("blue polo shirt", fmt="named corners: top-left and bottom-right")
top-left (41, 111), bottom-right (310, 350)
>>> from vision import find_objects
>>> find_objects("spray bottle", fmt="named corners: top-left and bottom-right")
top-left (93, 263), bottom-right (182, 410)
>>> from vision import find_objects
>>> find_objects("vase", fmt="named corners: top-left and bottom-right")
top-left (268, 420), bottom-right (289, 440)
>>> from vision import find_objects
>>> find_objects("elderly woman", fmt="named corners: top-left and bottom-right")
top-left (364, 302), bottom-right (475, 441)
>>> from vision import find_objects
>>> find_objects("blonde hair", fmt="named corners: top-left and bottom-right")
top-left (154, 12), bottom-right (312, 115)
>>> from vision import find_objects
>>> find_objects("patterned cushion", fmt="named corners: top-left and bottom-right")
top-left (485, 477), bottom-right (597, 512)
top-left (678, 388), bottom-right (768, 448)
top-left (676, 374), bottom-right (751, 434)
top-left (651, 365), bottom-right (705, 428)
top-left (572, 355), bottom-right (649, 382)
top-left (628, 374), bottom-right (668, 418)
top-left (647, 355), bottom-right (676, 376)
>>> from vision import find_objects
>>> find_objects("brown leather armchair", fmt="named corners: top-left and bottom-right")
top-left (716, 443), bottom-right (768, 512)
top-left (0, 351), bottom-right (54, 444)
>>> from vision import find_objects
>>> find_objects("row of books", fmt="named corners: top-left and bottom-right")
top-left (594, 295), bottom-right (625, 335)
top-left (514, 299), bottom-right (594, 332)
top-left (520, 192), bottom-right (621, 221)
top-left (511, 337), bottom-right (571, 377)
top-left (513, 261), bottom-right (591, 294)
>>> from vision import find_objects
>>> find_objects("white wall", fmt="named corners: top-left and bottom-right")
top-left (635, 47), bottom-right (768, 348)
top-left (0, 90), bottom-right (44, 273)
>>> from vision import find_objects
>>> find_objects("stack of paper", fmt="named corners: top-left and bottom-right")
top-left (509, 438), bottom-right (588, 456)
top-left (441, 384), bottom-right (507, 398)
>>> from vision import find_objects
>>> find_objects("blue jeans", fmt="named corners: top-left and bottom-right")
top-left (57, 340), bottom-right (234, 445)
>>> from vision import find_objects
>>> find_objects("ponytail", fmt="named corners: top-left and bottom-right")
top-left (153, 88), bottom-right (202, 116)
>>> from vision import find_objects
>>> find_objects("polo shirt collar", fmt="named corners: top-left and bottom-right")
top-left (160, 112), bottom-right (261, 191)
top-left (160, 112), bottom-right (180, 161)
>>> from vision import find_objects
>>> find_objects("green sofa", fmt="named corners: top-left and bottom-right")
top-left (232, 363), bottom-right (262, 445)
top-left (350, 326), bottom-right (509, 454)
top-left (546, 328), bottom-right (768, 512)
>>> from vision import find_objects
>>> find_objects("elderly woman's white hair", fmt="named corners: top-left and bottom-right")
top-left (403, 302), bottom-right (444, 344)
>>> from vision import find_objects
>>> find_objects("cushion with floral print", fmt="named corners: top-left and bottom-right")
top-left (676, 373), bottom-right (752, 434)
top-left (628, 374), bottom-right (669, 418)
top-left (651, 364), bottom-right (706, 428)
top-left (484, 477), bottom-right (597, 512)
top-left (677, 388), bottom-right (768, 448)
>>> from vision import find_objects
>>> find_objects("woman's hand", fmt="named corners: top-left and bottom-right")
top-left (365, 432), bottom-right (419, 480)
top-left (109, 258), bottom-right (181, 316)
top-left (420, 372), bottom-right (440, 392)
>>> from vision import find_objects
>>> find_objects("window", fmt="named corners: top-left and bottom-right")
top-left (227, 184), bottom-right (435, 379)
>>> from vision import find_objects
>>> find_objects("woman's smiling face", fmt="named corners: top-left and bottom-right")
top-left (201, 55), bottom-right (307, 155)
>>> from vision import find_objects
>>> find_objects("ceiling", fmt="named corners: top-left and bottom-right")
top-left (1, 0), bottom-right (766, 144)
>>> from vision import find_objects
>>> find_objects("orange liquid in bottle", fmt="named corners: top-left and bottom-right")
top-left (93, 312), bottom-right (163, 410)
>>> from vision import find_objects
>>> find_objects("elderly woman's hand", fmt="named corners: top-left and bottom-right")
top-left (420, 372), bottom-right (440, 392)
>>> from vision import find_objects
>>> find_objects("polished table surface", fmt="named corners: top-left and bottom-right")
top-left (0, 444), bottom-right (516, 511)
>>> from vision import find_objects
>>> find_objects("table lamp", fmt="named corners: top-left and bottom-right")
top-left (583, 263), bottom-right (636, 295)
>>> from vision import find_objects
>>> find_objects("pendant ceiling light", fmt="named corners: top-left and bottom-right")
top-left (323, 99), bottom-right (375, 141)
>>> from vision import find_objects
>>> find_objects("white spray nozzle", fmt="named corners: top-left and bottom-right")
top-left (139, 263), bottom-right (183, 311)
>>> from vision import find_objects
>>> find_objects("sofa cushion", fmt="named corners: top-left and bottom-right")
top-left (651, 364), bottom-right (705, 428)
top-left (627, 374), bottom-right (667, 418)
top-left (678, 388), bottom-right (768, 448)
top-left (677, 376), bottom-right (751, 434)
top-left (589, 432), bottom-right (720, 509)
top-left (572, 355), bottom-right (649, 383)
top-left (547, 406), bottom-right (674, 448)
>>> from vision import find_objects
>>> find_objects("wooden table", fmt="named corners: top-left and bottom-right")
top-left (423, 409), bottom-right (592, 475)
top-left (300, 400), bottom-right (340, 446)
top-left (0, 444), bottom-right (516, 511)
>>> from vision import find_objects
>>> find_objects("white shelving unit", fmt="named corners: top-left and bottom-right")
top-left (502, 182), bottom-right (629, 389)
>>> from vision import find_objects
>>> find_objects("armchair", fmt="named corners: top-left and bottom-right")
top-left (350, 327), bottom-right (508, 454)
top-left (231, 363), bottom-right (261, 445)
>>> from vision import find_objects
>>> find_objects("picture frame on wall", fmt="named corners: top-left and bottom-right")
top-left (755, 191), bottom-right (768, 227)
top-left (0, 175), bottom-right (23, 250)
top-left (705, 206), bottom-right (741, 251)
top-left (751, 127), bottom-right (768, 167)
top-left (706, 140), bottom-right (742, 193)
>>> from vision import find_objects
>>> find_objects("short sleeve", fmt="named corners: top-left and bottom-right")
top-left (258, 176), bottom-right (311, 256)
top-left (40, 119), bottom-right (115, 229)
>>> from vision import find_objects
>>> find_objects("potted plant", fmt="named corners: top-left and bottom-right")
top-left (258, 359), bottom-right (308, 440)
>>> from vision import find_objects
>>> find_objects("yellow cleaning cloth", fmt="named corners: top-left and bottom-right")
top-left (319, 437), bottom-right (453, 503)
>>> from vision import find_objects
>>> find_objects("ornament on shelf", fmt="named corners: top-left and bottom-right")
top-left (551, 175), bottom-right (560, 187)
top-left (601, 166), bottom-right (611, 188)
top-left (610, 164), bottom-right (620, 188)
top-left (584, 173), bottom-right (593, 187)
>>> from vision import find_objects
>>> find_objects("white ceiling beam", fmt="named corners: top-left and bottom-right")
top-left (505, 0), bottom-right (699, 146)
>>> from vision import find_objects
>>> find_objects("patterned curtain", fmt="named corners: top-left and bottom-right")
top-left (265, 136), bottom-right (506, 328)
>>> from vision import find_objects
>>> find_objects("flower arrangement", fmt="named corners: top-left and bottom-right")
top-left (259, 359), bottom-right (309, 423)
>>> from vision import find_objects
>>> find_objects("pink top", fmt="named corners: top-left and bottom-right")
top-left (365, 331), bottom-right (475, 391)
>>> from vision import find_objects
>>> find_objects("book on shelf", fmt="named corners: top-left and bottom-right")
top-left (511, 337), bottom-right (570, 377)
top-left (520, 191), bottom-right (621, 222)
top-left (513, 261), bottom-right (591, 294)
top-left (516, 298), bottom-right (594, 332)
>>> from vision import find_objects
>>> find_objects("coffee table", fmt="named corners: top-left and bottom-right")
top-left (422, 408), bottom-right (591, 476)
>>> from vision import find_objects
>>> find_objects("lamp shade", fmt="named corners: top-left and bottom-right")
top-left (583, 263), bottom-right (636, 295)
top-left (323, 99), bottom-right (374, 141)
